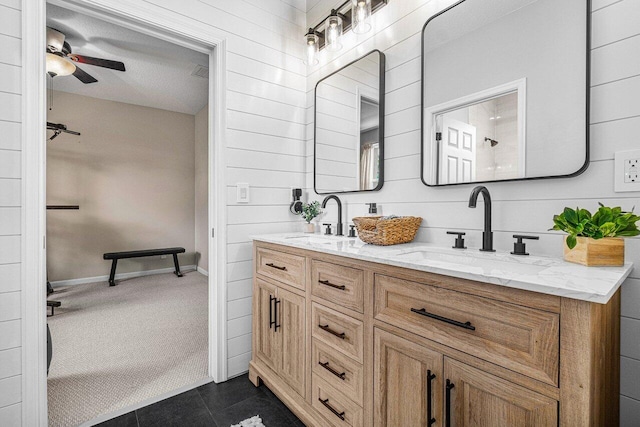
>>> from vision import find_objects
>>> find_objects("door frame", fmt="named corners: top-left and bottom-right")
top-left (21, 0), bottom-right (229, 424)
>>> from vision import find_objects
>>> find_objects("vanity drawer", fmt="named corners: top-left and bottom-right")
top-left (312, 303), bottom-right (364, 363)
top-left (312, 374), bottom-right (363, 427)
top-left (255, 247), bottom-right (306, 290)
top-left (312, 338), bottom-right (364, 405)
top-left (311, 260), bottom-right (364, 313)
top-left (374, 274), bottom-right (560, 386)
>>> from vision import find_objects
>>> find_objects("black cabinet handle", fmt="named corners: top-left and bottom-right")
top-left (318, 279), bottom-right (346, 290)
top-left (318, 324), bottom-right (346, 340)
top-left (411, 308), bottom-right (476, 331)
top-left (319, 361), bottom-right (346, 380)
top-left (427, 370), bottom-right (436, 426)
top-left (446, 379), bottom-right (455, 427)
top-left (274, 299), bottom-right (281, 331)
top-left (269, 295), bottom-right (276, 329)
top-left (319, 398), bottom-right (345, 421)
top-left (266, 262), bottom-right (287, 271)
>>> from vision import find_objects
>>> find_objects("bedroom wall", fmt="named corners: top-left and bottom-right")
top-left (46, 91), bottom-right (196, 282)
top-left (305, 0), bottom-right (640, 423)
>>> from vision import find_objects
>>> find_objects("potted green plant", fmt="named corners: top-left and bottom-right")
top-left (301, 201), bottom-right (322, 233)
top-left (551, 203), bottom-right (639, 266)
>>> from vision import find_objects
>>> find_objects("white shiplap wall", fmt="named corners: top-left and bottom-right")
top-left (306, 0), bottom-right (640, 424)
top-left (0, 0), bottom-right (22, 422)
top-left (0, 1), bottom-right (307, 421)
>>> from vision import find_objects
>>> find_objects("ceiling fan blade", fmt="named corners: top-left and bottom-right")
top-left (70, 54), bottom-right (125, 72)
top-left (72, 65), bottom-right (98, 84)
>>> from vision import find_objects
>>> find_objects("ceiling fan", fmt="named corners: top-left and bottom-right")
top-left (46, 27), bottom-right (126, 84)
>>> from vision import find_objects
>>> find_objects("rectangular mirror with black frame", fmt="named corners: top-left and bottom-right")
top-left (421, 0), bottom-right (590, 186)
top-left (314, 50), bottom-right (385, 194)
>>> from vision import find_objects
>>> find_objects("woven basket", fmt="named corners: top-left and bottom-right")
top-left (352, 216), bottom-right (422, 246)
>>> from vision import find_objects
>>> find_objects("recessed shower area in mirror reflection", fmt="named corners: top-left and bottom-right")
top-left (315, 50), bottom-right (385, 194)
top-left (434, 90), bottom-right (523, 184)
top-left (421, 0), bottom-right (589, 186)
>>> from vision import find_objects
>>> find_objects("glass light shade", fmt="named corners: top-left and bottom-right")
top-left (304, 31), bottom-right (319, 66)
top-left (46, 53), bottom-right (76, 77)
top-left (325, 14), bottom-right (343, 52)
top-left (351, 0), bottom-right (372, 34)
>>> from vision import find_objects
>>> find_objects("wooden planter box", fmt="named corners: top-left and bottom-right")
top-left (563, 236), bottom-right (624, 266)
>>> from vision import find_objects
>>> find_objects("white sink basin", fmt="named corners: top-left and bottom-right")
top-left (394, 248), bottom-right (549, 276)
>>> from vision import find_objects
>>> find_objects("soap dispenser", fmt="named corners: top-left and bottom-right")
top-left (366, 203), bottom-right (379, 216)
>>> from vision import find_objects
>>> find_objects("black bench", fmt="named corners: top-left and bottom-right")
top-left (103, 247), bottom-right (185, 286)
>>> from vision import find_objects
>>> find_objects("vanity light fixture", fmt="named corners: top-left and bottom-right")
top-left (325, 10), bottom-right (344, 52)
top-left (304, 29), bottom-right (321, 66)
top-left (352, 0), bottom-right (372, 34)
top-left (303, 0), bottom-right (388, 64)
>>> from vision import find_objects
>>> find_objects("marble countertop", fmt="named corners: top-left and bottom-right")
top-left (252, 233), bottom-right (634, 304)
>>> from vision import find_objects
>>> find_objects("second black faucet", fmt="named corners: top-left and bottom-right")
top-left (321, 195), bottom-right (344, 236)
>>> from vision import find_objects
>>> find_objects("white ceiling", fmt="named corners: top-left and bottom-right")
top-left (46, 4), bottom-right (209, 115)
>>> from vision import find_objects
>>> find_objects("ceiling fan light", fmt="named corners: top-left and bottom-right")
top-left (46, 27), bottom-right (65, 52)
top-left (46, 53), bottom-right (76, 77)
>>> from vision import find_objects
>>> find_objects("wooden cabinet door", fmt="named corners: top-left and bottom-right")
top-left (444, 358), bottom-right (557, 427)
top-left (374, 328), bottom-right (444, 427)
top-left (254, 278), bottom-right (281, 372)
top-left (278, 286), bottom-right (306, 397)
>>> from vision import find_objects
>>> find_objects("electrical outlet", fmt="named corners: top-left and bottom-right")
top-left (615, 150), bottom-right (640, 192)
top-left (624, 158), bottom-right (639, 183)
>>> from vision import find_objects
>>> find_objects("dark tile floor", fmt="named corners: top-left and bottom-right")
top-left (96, 375), bottom-right (304, 427)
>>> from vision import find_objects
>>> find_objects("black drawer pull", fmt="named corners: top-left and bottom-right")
top-left (411, 308), bottom-right (476, 331)
top-left (318, 279), bottom-right (346, 290)
top-left (446, 379), bottom-right (455, 427)
top-left (266, 262), bottom-right (287, 271)
top-left (319, 361), bottom-right (346, 380)
top-left (427, 370), bottom-right (436, 426)
top-left (318, 324), bottom-right (346, 339)
top-left (319, 398), bottom-right (345, 421)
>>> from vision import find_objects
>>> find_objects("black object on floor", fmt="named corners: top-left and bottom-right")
top-left (47, 300), bottom-right (61, 317)
top-left (95, 375), bottom-right (304, 427)
top-left (103, 247), bottom-right (186, 286)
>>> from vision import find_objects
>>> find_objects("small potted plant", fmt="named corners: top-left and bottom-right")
top-left (301, 201), bottom-right (322, 233)
top-left (551, 203), bottom-right (639, 266)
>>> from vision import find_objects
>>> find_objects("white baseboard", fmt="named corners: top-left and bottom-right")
top-left (197, 266), bottom-right (209, 276)
top-left (49, 265), bottom-right (197, 288)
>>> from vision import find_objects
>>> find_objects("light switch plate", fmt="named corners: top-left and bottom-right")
top-left (614, 150), bottom-right (640, 192)
top-left (236, 183), bottom-right (250, 203)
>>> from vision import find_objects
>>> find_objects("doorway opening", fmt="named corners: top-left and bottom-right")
top-left (23, 0), bottom-right (228, 425)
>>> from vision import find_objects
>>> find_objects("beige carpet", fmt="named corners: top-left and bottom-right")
top-left (47, 272), bottom-right (209, 427)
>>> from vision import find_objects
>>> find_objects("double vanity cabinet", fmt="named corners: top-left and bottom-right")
top-left (249, 236), bottom-right (631, 426)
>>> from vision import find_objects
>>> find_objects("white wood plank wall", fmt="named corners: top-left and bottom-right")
top-left (134, 0), bottom-right (308, 379)
top-left (0, 0), bottom-right (22, 422)
top-left (305, 0), bottom-right (640, 424)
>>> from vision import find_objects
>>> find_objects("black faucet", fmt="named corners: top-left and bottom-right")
top-left (321, 195), bottom-right (343, 236)
top-left (468, 186), bottom-right (495, 252)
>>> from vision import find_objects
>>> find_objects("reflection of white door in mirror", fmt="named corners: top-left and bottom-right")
top-left (425, 79), bottom-right (526, 185)
top-left (439, 117), bottom-right (476, 184)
